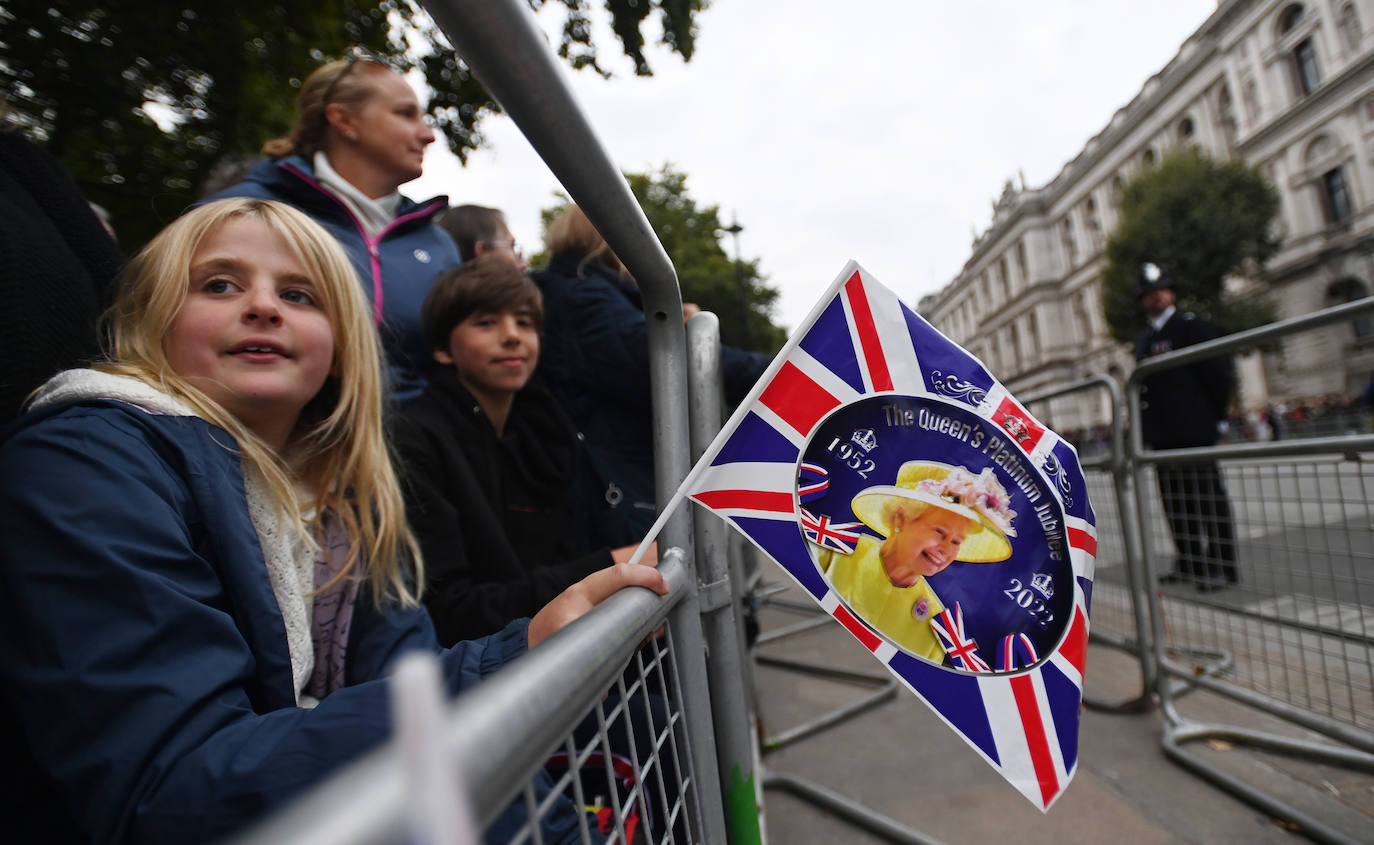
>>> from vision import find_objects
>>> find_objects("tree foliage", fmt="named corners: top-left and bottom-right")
top-left (536, 165), bottom-right (787, 355)
top-left (1100, 148), bottom-right (1281, 344)
top-left (0, 0), bottom-right (704, 248)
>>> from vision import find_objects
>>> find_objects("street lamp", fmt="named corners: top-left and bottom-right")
top-left (722, 213), bottom-right (752, 347)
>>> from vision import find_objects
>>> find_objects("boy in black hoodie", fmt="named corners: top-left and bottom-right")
top-left (395, 256), bottom-right (650, 644)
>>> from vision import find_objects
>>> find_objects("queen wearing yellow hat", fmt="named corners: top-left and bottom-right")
top-left (813, 461), bottom-right (1017, 661)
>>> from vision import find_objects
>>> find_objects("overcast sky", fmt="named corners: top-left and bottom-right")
top-left (407, 0), bottom-right (1219, 332)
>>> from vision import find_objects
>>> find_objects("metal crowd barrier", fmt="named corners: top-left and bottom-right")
top-left (1022, 375), bottom-right (1155, 711)
top-left (416, 0), bottom-right (731, 840)
top-left (228, 552), bottom-right (702, 844)
top-left (1128, 296), bottom-right (1374, 845)
top-left (685, 311), bottom-right (764, 843)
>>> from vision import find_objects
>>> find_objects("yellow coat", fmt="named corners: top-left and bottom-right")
top-left (817, 535), bottom-right (946, 661)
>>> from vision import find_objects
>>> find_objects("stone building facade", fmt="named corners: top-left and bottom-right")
top-left (917, 0), bottom-right (1374, 435)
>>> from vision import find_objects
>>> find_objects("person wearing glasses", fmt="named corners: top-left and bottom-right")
top-left (206, 48), bottom-right (461, 402)
top-left (437, 204), bottom-right (530, 272)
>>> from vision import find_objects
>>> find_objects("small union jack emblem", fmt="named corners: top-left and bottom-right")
top-left (996, 632), bottom-right (1040, 672)
top-left (797, 462), bottom-right (830, 503)
top-left (930, 602), bottom-right (991, 672)
top-left (799, 507), bottom-right (863, 554)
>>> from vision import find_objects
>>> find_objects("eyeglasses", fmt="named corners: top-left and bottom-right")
top-left (320, 45), bottom-right (390, 105)
top-left (481, 239), bottom-right (523, 257)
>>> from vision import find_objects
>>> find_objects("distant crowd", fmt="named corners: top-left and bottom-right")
top-left (1059, 386), bottom-right (1374, 457)
top-left (1221, 390), bottom-right (1374, 442)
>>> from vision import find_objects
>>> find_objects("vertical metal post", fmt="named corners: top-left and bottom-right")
top-left (418, 1), bottom-right (725, 839)
top-left (686, 312), bottom-right (764, 844)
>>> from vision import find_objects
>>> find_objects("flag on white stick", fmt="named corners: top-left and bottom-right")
top-left (676, 261), bottom-right (1097, 811)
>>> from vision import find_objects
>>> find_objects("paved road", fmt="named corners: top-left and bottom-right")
top-left (751, 578), bottom-right (1374, 844)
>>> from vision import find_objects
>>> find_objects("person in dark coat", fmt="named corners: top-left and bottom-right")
top-left (530, 204), bottom-right (770, 549)
top-left (0, 129), bottom-right (124, 423)
top-left (394, 256), bottom-right (650, 644)
top-left (1134, 262), bottom-right (1238, 590)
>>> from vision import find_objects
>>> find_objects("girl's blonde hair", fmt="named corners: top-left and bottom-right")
top-left (544, 203), bottom-right (629, 278)
top-left (261, 58), bottom-right (390, 160)
top-left (100, 197), bottom-right (423, 605)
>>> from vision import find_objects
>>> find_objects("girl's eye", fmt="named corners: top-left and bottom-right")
top-left (281, 289), bottom-right (316, 306)
top-left (203, 278), bottom-right (236, 294)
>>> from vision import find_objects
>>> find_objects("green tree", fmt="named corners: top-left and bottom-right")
top-left (0, 0), bottom-right (704, 248)
top-left (535, 166), bottom-right (787, 355)
top-left (1100, 148), bottom-right (1281, 343)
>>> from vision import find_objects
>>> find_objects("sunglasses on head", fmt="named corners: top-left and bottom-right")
top-left (321, 45), bottom-right (391, 104)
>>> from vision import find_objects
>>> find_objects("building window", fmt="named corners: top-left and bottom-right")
top-left (1321, 167), bottom-right (1352, 225)
top-left (1279, 4), bottom-right (1305, 34)
top-left (1242, 79), bottom-right (1260, 125)
top-left (1074, 293), bottom-right (1092, 344)
top-left (1177, 116), bottom-right (1195, 140)
top-left (1060, 217), bottom-right (1078, 270)
top-left (998, 256), bottom-right (1011, 298)
top-left (1293, 39), bottom-right (1320, 95)
top-left (1217, 84), bottom-right (1238, 147)
top-left (1141, 148), bottom-right (1156, 167)
top-left (1340, 4), bottom-right (1361, 54)
top-left (1110, 175), bottom-right (1125, 208)
top-left (1327, 278), bottom-right (1373, 338)
top-left (1084, 196), bottom-right (1103, 252)
top-left (1015, 240), bottom-right (1028, 284)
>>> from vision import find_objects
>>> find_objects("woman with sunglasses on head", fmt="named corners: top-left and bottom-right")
top-left (206, 49), bottom-right (460, 402)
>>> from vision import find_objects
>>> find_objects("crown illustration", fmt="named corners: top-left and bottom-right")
top-left (850, 428), bottom-right (878, 452)
top-left (1000, 414), bottom-right (1031, 442)
top-left (1030, 572), bottom-right (1054, 599)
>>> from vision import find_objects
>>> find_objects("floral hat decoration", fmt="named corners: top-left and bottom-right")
top-left (850, 461), bottom-right (1018, 563)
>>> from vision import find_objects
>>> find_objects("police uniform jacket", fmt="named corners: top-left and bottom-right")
top-left (1135, 309), bottom-right (1232, 448)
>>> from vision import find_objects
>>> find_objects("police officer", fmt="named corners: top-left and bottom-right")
top-left (1135, 262), bottom-right (1238, 591)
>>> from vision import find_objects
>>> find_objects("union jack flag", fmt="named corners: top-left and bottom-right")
top-left (997, 632), bottom-right (1041, 672)
top-left (931, 603), bottom-right (992, 672)
top-left (680, 261), bottom-right (1097, 811)
top-left (799, 507), bottom-right (863, 554)
top-left (796, 462), bottom-right (830, 502)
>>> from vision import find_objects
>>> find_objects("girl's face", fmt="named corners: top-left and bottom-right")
top-left (880, 506), bottom-right (974, 586)
top-left (165, 216), bottom-right (336, 450)
top-left (346, 68), bottom-right (435, 190)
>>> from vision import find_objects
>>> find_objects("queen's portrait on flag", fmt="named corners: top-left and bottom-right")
top-left (811, 460), bottom-right (1017, 662)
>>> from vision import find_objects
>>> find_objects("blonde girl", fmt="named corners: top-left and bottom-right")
top-left (0, 198), bottom-right (663, 844)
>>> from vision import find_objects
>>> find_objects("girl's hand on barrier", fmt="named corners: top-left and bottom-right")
top-left (528, 562), bottom-right (669, 649)
top-left (611, 541), bottom-right (657, 565)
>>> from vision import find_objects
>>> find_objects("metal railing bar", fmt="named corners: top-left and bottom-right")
top-left (226, 550), bottom-right (691, 844)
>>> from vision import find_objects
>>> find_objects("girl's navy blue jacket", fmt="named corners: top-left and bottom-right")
top-left (0, 398), bottom-right (531, 843)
